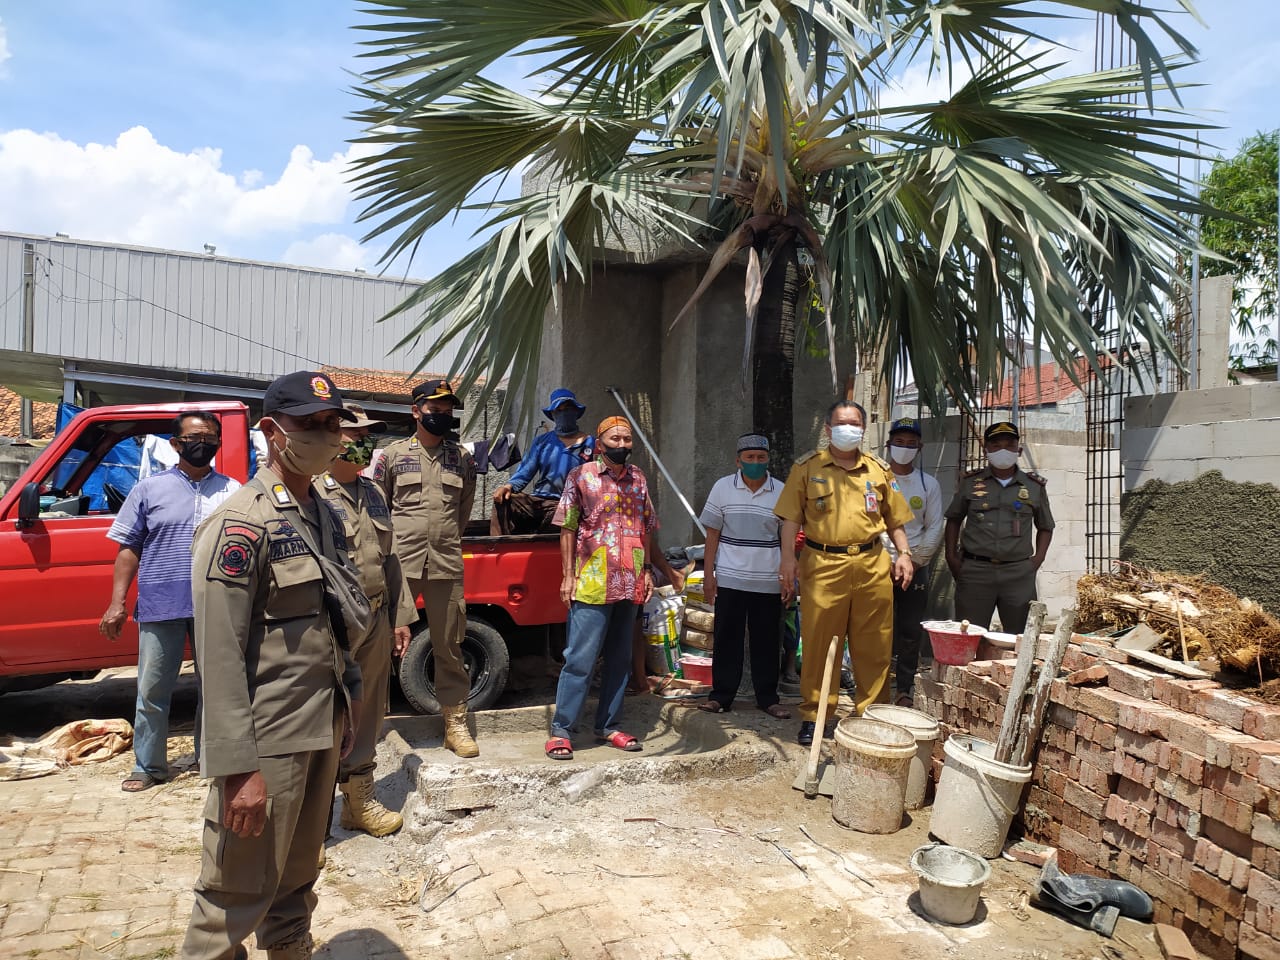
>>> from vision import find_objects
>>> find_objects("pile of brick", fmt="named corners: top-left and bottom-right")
top-left (914, 637), bottom-right (1280, 960)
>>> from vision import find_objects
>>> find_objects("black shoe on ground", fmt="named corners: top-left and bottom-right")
top-left (797, 721), bottom-right (816, 746)
top-left (840, 668), bottom-right (855, 692)
top-left (824, 719), bottom-right (838, 739)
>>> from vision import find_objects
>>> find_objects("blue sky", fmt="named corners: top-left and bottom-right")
top-left (0, 1), bottom-right (1276, 277)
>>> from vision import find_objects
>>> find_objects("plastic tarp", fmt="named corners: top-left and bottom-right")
top-left (53, 402), bottom-right (143, 511)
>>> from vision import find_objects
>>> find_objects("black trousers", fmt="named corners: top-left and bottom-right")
top-left (490, 492), bottom-right (558, 535)
top-left (892, 565), bottom-right (931, 695)
top-left (710, 587), bottom-right (783, 709)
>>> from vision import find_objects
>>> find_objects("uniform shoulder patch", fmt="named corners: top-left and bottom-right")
top-left (207, 517), bottom-right (264, 582)
top-left (794, 449), bottom-right (819, 465)
top-left (1026, 471), bottom-right (1047, 486)
top-left (867, 452), bottom-right (891, 471)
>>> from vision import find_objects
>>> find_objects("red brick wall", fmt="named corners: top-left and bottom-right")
top-left (916, 642), bottom-right (1280, 960)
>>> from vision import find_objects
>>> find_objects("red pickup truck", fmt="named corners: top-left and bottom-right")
top-left (0, 401), bottom-right (564, 712)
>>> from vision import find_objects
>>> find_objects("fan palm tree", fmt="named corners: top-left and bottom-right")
top-left (351, 0), bottom-right (1208, 464)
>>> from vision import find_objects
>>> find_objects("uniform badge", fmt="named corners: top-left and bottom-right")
top-left (311, 376), bottom-right (332, 399)
top-left (1018, 487), bottom-right (1030, 500)
top-left (323, 474), bottom-right (337, 489)
top-left (909, 495), bottom-right (924, 510)
top-left (271, 483), bottom-right (291, 506)
top-left (373, 457), bottom-right (387, 481)
top-left (207, 520), bottom-right (263, 582)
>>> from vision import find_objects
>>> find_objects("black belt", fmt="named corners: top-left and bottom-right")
top-left (806, 538), bottom-right (879, 555)
top-left (963, 550), bottom-right (1029, 565)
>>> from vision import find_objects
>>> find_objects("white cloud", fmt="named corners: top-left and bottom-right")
top-left (0, 18), bottom-right (11, 73)
top-left (282, 232), bottom-right (378, 272)
top-left (0, 125), bottom-right (370, 258)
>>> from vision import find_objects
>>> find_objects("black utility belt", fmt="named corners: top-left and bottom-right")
top-left (963, 550), bottom-right (1030, 565)
top-left (806, 538), bottom-right (879, 555)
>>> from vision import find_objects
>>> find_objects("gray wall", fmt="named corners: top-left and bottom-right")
top-left (1120, 381), bottom-right (1280, 613)
top-left (0, 232), bottom-right (447, 382)
top-left (534, 260), bottom-right (843, 550)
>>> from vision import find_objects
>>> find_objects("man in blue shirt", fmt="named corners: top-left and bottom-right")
top-left (490, 387), bottom-right (595, 535)
top-left (101, 411), bottom-right (240, 792)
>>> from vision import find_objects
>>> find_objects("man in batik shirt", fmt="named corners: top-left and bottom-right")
top-left (544, 416), bottom-right (656, 760)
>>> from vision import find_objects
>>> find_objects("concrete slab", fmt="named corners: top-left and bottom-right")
top-left (386, 696), bottom-right (806, 825)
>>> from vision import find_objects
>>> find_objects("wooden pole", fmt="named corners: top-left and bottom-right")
top-left (1014, 608), bottom-right (1078, 767)
top-left (994, 600), bottom-right (1048, 764)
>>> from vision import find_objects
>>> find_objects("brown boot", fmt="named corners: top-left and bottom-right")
top-left (267, 934), bottom-right (313, 959)
top-left (442, 704), bottom-right (479, 758)
top-left (339, 772), bottom-right (404, 837)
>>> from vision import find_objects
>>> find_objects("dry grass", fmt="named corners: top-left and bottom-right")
top-left (1077, 562), bottom-right (1280, 681)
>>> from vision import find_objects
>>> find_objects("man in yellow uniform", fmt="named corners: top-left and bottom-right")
top-left (317, 403), bottom-right (417, 839)
top-left (181, 370), bottom-right (361, 960)
top-left (775, 400), bottom-right (915, 746)
top-left (375, 379), bottom-right (479, 757)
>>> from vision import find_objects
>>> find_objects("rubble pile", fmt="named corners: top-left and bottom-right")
top-left (1077, 565), bottom-right (1280, 680)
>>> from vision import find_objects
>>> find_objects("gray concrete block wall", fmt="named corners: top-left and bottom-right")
top-left (1122, 382), bottom-right (1280, 489)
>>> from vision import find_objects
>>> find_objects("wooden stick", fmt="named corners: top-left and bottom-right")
top-left (1174, 593), bottom-right (1189, 663)
top-left (805, 637), bottom-right (841, 798)
top-left (1013, 607), bottom-right (1077, 767)
top-left (994, 600), bottom-right (1047, 763)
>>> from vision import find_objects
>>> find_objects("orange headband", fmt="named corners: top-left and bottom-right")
top-left (597, 415), bottom-right (630, 437)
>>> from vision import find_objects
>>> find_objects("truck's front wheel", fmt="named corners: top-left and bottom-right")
top-left (397, 615), bottom-right (510, 715)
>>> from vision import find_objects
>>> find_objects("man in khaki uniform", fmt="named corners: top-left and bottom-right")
top-left (317, 403), bottom-right (417, 839)
top-left (944, 420), bottom-right (1054, 632)
top-left (182, 371), bottom-right (362, 960)
top-left (775, 400), bottom-right (915, 746)
top-left (375, 378), bottom-right (479, 756)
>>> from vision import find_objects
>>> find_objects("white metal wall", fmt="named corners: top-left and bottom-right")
top-left (0, 232), bottom-right (452, 377)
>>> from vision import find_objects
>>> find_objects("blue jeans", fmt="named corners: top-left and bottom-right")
top-left (133, 618), bottom-right (199, 779)
top-left (551, 600), bottom-right (636, 740)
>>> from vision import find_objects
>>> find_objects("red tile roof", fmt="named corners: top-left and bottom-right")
top-left (983, 359), bottom-right (1093, 408)
top-left (321, 366), bottom-right (434, 400)
top-left (0, 386), bottom-right (57, 439)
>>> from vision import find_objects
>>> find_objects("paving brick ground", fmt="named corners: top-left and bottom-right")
top-left (0, 668), bottom-right (1165, 960)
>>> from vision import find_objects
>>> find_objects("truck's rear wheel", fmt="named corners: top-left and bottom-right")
top-left (397, 615), bottom-right (510, 715)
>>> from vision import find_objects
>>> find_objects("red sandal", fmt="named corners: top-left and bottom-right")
top-left (544, 737), bottom-right (573, 760)
top-left (597, 731), bottom-right (642, 752)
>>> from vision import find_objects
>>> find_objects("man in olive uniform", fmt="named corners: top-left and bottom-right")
top-left (182, 371), bottom-right (362, 960)
top-left (317, 403), bottom-right (417, 839)
top-left (775, 400), bottom-right (916, 746)
top-left (944, 420), bottom-right (1055, 633)
top-left (375, 379), bottom-right (479, 757)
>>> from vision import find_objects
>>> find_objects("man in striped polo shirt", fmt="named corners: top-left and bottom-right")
top-left (697, 433), bottom-right (790, 719)
top-left (101, 411), bottom-right (240, 792)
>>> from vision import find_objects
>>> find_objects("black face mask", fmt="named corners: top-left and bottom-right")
top-left (553, 410), bottom-right (580, 436)
top-left (178, 438), bottom-right (218, 468)
top-left (602, 445), bottom-right (631, 465)
top-left (419, 412), bottom-right (459, 437)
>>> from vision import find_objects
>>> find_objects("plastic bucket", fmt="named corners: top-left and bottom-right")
top-left (864, 705), bottom-right (941, 810)
top-left (678, 654), bottom-right (713, 685)
top-left (830, 718), bottom-right (917, 834)
top-left (910, 843), bottom-right (992, 925)
top-left (930, 735), bottom-right (1032, 858)
top-left (921, 620), bottom-right (983, 666)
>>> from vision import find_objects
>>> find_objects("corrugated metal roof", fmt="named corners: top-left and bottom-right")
top-left (0, 232), bottom-right (455, 381)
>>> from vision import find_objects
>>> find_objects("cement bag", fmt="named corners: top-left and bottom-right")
top-left (641, 590), bottom-right (683, 643)
top-left (682, 627), bottom-right (714, 652)
top-left (684, 571), bottom-right (706, 605)
top-left (684, 607), bottom-right (715, 633)
top-left (646, 638), bottom-right (682, 677)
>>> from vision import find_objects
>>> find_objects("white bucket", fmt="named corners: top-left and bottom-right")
top-left (864, 704), bottom-right (941, 810)
top-left (930, 735), bottom-right (1032, 858)
top-left (910, 843), bottom-right (992, 925)
top-left (831, 718), bottom-right (917, 834)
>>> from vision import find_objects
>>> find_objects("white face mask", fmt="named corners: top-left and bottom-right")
top-left (987, 449), bottom-right (1019, 470)
top-left (829, 424), bottom-right (864, 452)
top-left (889, 445), bottom-right (918, 465)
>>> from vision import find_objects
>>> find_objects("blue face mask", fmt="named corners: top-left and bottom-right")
top-left (741, 462), bottom-right (768, 480)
